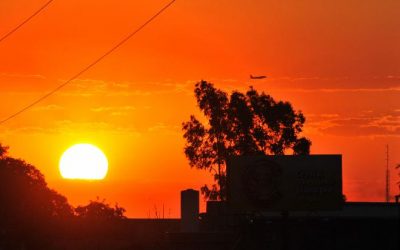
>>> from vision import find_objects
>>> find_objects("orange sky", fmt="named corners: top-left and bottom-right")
top-left (0, 0), bottom-right (399, 217)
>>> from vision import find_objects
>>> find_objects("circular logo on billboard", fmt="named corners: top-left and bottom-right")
top-left (242, 158), bottom-right (283, 207)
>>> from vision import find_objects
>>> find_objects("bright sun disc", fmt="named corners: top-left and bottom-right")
top-left (59, 144), bottom-right (108, 180)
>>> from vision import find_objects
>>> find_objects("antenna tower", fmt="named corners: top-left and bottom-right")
top-left (385, 145), bottom-right (390, 202)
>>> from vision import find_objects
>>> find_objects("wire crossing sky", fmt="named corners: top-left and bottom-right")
top-left (0, 0), bottom-right (177, 125)
top-left (0, 0), bottom-right (54, 44)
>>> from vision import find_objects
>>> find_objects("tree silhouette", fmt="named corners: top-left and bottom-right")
top-left (75, 198), bottom-right (126, 220)
top-left (182, 81), bottom-right (311, 200)
top-left (0, 143), bottom-right (127, 248)
top-left (0, 143), bottom-right (74, 248)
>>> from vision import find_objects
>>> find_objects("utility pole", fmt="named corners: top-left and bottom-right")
top-left (385, 145), bottom-right (390, 202)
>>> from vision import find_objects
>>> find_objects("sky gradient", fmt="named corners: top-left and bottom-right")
top-left (0, 0), bottom-right (399, 217)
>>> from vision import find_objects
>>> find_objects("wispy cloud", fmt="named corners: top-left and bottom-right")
top-left (306, 110), bottom-right (400, 137)
top-left (32, 104), bottom-right (64, 111)
top-left (248, 74), bottom-right (400, 92)
top-left (0, 72), bottom-right (46, 80)
top-left (54, 78), bottom-right (193, 97)
top-left (147, 122), bottom-right (180, 135)
top-left (91, 106), bottom-right (136, 113)
top-left (0, 120), bottom-right (141, 137)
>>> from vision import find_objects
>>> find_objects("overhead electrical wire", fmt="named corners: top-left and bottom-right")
top-left (0, 0), bottom-right (54, 44)
top-left (0, 0), bottom-right (177, 125)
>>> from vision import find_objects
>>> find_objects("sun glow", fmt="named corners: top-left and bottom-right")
top-left (59, 144), bottom-right (108, 180)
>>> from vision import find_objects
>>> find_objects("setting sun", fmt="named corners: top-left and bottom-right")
top-left (59, 144), bottom-right (108, 180)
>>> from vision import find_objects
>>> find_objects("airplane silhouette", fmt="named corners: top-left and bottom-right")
top-left (250, 75), bottom-right (267, 79)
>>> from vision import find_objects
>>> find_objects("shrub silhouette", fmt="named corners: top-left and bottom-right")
top-left (75, 198), bottom-right (126, 220)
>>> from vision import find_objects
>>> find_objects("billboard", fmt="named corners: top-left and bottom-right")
top-left (227, 155), bottom-right (342, 212)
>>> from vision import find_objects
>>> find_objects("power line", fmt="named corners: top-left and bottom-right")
top-left (0, 0), bottom-right (177, 125)
top-left (0, 0), bottom-right (54, 44)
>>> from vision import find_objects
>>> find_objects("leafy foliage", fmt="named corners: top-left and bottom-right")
top-left (182, 81), bottom-right (311, 200)
top-left (0, 143), bottom-right (74, 248)
top-left (0, 143), bottom-right (127, 248)
top-left (75, 198), bottom-right (126, 220)
top-left (0, 144), bottom-right (74, 220)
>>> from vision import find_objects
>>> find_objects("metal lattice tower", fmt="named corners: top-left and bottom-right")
top-left (385, 145), bottom-right (390, 202)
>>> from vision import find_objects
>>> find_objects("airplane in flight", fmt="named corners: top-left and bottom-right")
top-left (250, 75), bottom-right (267, 79)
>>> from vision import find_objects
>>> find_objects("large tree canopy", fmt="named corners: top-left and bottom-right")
top-left (0, 144), bottom-right (74, 221)
top-left (0, 143), bottom-right (74, 248)
top-left (182, 81), bottom-right (311, 200)
top-left (0, 143), bottom-right (126, 248)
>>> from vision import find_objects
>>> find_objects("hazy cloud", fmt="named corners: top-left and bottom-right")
top-left (55, 78), bottom-right (193, 97)
top-left (264, 75), bottom-right (400, 90)
top-left (91, 106), bottom-right (136, 113)
top-left (32, 104), bottom-right (64, 111)
top-left (0, 72), bottom-right (46, 80)
top-left (307, 111), bottom-right (400, 137)
top-left (147, 122), bottom-right (180, 134)
top-left (0, 120), bottom-right (141, 137)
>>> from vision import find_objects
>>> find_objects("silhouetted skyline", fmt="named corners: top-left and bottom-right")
top-left (0, 0), bottom-right (399, 217)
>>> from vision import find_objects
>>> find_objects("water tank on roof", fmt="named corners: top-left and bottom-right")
top-left (180, 189), bottom-right (199, 232)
